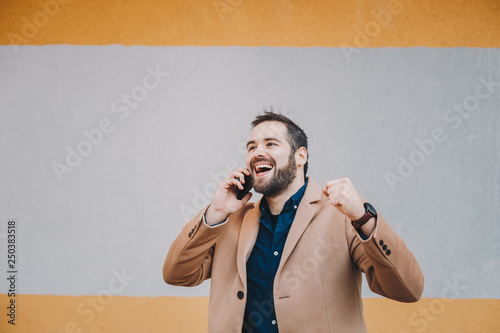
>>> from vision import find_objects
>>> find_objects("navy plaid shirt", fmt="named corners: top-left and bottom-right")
top-left (242, 179), bottom-right (308, 333)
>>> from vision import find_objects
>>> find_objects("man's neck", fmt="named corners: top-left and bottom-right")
top-left (265, 176), bottom-right (306, 215)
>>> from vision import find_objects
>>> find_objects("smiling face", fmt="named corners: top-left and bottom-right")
top-left (246, 121), bottom-right (302, 197)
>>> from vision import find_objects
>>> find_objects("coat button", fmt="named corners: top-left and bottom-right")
top-left (379, 240), bottom-right (384, 246)
top-left (386, 249), bottom-right (391, 255)
top-left (382, 245), bottom-right (387, 251)
top-left (237, 291), bottom-right (244, 299)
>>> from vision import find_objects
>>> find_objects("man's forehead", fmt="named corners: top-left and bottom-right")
top-left (249, 121), bottom-right (288, 139)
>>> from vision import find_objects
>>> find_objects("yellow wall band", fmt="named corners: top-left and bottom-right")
top-left (1, 0), bottom-right (499, 47)
top-left (1, 294), bottom-right (498, 332)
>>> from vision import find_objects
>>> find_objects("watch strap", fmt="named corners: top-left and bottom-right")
top-left (351, 202), bottom-right (377, 229)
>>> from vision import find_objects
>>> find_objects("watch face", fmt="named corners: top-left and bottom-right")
top-left (365, 202), bottom-right (377, 216)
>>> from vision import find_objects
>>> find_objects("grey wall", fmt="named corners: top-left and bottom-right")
top-left (0, 46), bottom-right (498, 298)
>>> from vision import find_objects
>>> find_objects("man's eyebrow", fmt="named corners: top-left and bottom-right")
top-left (246, 137), bottom-right (281, 148)
top-left (263, 137), bottom-right (281, 143)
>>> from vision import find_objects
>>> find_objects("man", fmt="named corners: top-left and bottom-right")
top-left (163, 111), bottom-right (424, 332)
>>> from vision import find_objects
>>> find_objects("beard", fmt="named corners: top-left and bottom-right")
top-left (253, 151), bottom-right (297, 198)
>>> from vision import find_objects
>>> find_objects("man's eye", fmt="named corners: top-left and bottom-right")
top-left (267, 142), bottom-right (276, 147)
top-left (248, 146), bottom-right (256, 152)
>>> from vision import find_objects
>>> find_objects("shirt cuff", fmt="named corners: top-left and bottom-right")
top-left (356, 217), bottom-right (377, 241)
top-left (203, 212), bottom-right (228, 228)
top-left (357, 229), bottom-right (369, 241)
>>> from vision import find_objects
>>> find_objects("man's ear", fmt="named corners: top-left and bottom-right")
top-left (295, 147), bottom-right (308, 167)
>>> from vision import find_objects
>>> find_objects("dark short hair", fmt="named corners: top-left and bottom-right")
top-left (251, 109), bottom-right (309, 176)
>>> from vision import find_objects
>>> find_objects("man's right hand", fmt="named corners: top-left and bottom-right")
top-left (205, 168), bottom-right (253, 226)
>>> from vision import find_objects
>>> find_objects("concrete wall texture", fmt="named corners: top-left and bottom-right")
top-left (1, 0), bottom-right (499, 332)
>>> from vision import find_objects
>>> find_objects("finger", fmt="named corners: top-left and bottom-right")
top-left (237, 169), bottom-right (252, 182)
top-left (233, 168), bottom-right (250, 177)
top-left (234, 176), bottom-right (243, 185)
top-left (232, 178), bottom-right (244, 190)
top-left (323, 186), bottom-right (341, 205)
top-left (230, 170), bottom-right (244, 178)
top-left (329, 189), bottom-right (345, 207)
top-left (240, 192), bottom-right (253, 205)
top-left (230, 171), bottom-right (246, 184)
top-left (325, 179), bottom-right (336, 187)
top-left (225, 177), bottom-right (244, 190)
top-left (325, 179), bottom-right (342, 189)
top-left (325, 183), bottom-right (341, 197)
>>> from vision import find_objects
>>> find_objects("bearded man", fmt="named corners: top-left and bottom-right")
top-left (163, 111), bottom-right (424, 333)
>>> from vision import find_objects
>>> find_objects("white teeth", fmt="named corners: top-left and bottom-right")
top-left (255, 164), bottom-right (273, 172)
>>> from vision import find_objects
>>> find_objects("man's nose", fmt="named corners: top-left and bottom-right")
top-left (254, 145), bottom-right (267, 157)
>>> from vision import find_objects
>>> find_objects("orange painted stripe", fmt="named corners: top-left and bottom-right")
top-left (1, 0), bottom-right (499, 47)
top-left (1, 294), bottom-right (499, 332)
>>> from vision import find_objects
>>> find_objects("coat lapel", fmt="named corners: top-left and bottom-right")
top-left (236, 200), bottom-right (262, 286)
top-left (236, 178), bottom-right (323, 286)
top-left (278, 178), bottom-right (323, 274)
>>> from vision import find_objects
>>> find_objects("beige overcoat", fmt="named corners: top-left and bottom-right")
top-left (163, 178), bottom-right (424, 332)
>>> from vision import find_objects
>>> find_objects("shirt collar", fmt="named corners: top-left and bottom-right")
top-left (259, 178), bottom-right (309, 216)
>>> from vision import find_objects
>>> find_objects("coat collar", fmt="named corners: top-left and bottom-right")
top-left (278, 177), bottom-right (323, 274)
top-left (236, 202), bottom-right (261, 286)
top-left (236, 177), bottom-right (323, 286)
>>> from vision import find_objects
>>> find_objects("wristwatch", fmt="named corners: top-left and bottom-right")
top-left (351, 202), bottom-right (377, 229)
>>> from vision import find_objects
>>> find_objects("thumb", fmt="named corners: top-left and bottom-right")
top-left (321, 186), bottom-right (328, 196)
top-left (240, 192), bottom-right (253, 205)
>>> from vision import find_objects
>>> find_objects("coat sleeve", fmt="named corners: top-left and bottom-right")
top-left (163, 206), bottom-right (227, 286)
top-left (347, 214), bottom-right (425, 302)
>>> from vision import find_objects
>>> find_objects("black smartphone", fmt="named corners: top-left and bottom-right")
top-left (236, 173), bottom-right (253, 200)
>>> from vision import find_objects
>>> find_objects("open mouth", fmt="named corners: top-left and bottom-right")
top-left (254, 163), bottom-right (274, 177)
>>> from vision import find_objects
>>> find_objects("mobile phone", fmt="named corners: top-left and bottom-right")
top-left (236, 173), bottom-right (253, 200)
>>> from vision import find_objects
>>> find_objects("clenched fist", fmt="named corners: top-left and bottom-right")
top-left (322, 178), bottom-right (366, 221)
